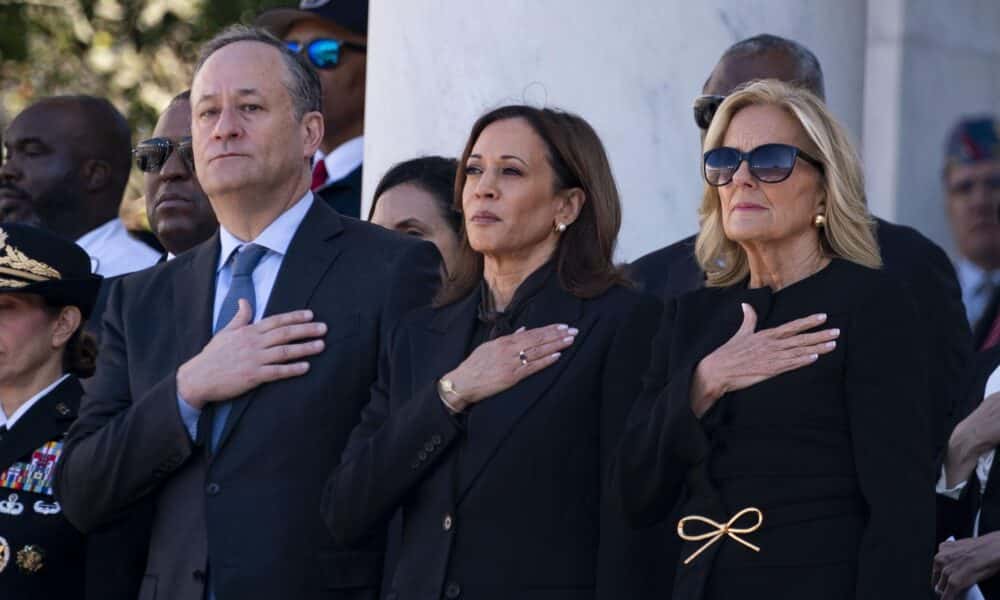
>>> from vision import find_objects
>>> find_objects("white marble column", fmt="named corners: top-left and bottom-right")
top-left (364, 0), bottom-right (867, 261)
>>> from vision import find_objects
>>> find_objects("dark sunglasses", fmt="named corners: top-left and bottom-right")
top-left (133, 137), bottom-right (194, 173)
top-left (703, 143), bottom-right (823, 187)
top-left (693, 95), bottom-right (726, 130)
top-left (285, 38), bottom-right (367, 70)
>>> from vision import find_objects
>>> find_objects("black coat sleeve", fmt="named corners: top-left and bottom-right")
top-left (55, 277), bottom-right (195, 533)
top-left (611, 298), bottom-right (711, 528)
top-left (845, 276), bottom-right (936, 599)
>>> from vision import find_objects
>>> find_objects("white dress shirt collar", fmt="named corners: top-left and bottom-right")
top-left (217, 191), bottom-right (315, 272)
top-left (76, 218), bottom-right (161, 277)
top-left (313, 136), bottom-right (364, 189)
top-left (0, 373), bottom-right (71, 430)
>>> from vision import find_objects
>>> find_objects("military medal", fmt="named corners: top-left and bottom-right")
top-left (16, 545), bottom-right (44, 573)
top-left (0, 536), bottom-right (8, 573)
top-left (0, 494), bottom-right (23, 516)
top-left (33, 500), bottom-right (60, 515)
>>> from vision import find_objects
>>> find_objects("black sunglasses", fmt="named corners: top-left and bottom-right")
top-left (285, 38), bottom-right (367, 70)
top-left (133, 137), bottom-right (194, 173)
top-left (703, 143), bottom-right (824, 187)
top-left (693, 95), bottom-right (726, 130)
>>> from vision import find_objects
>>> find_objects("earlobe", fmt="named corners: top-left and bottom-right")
top-left (82, 160), bottom-right (111, 193)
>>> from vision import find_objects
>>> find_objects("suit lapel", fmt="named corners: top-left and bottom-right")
top-left (456, 282), bottom-right (590, 501)
top-left (173, 233), bottom-right (219, 368)
top-left (214, 201), bottom-right (345, 454)
top-left (0, 377), bottom-right (80, 472)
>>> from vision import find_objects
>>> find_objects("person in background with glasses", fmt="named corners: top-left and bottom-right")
top-left (257, 0), bottom-right (367, 218)
top-left (0, 96), bottom-right (161, 277)
top-left (941, 118), bottom-right (1000, 345)
top-left (137, 90), bottom-right (218, 260)
top-left (613, 79), bottom-right (935, 600)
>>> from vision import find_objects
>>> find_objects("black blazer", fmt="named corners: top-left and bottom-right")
top-left (613, 259), bottom-right (935, 599)
top-left (56, 200), bottom-right (441, 600)
top-left (318, 165), bottom-right (363, 219)
top-left (629, 218), bottom-right (972, 459)
top-left (322, 277), bottom-right (668, 600)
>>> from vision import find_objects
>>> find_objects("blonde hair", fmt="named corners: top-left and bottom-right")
top-left (695, 79), bottom-right (881, 287)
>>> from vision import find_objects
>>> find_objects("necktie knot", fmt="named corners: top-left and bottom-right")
top-left (232, 244), bottom-right (267, 277)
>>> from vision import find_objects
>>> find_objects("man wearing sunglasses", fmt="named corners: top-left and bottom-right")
top-left (0, 95), bottom-right (161, 277)
top-left (257, 0), bottom-right (367, 219)
top-left (137, 90), bottom-right (218, 259)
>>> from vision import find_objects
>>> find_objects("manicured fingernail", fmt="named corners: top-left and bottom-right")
top-left (815, 314), bottom-right (827, 322)
top-left (825, 341), bottom-right (836, 349)
top-left (568, 328), bottom-right (579, 335)
top-left (516, 326), bottom-right (526, 333)
top-left (810, 353), bottom-right (819, 360)
top-left (317, 323), bottom-right (327, 333)
top-left (314, 340), bottom-right (325, 349)
top-left (563, 336), bottom-right (575, 343)
top-left (557, 324), bottom-right (569, 330)
top-left (552, 352), bottom-right (561, 358)
top-left (304, 310), bottom-right (314, 319)
top-left (829, 328), bottom-right (840, 336)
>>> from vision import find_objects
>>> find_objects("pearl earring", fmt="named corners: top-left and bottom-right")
top-left (555, 223), bottom-right (567, 233)
top-left (813, 214), bottom-right (826, 228)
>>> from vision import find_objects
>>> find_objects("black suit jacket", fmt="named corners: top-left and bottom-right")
top-left (613, 259), bottom-right (936, 599)
top-left (322, 278), bottom-right (668, 600)
top-left (629, 218), bottom-right (972, 458)
top-left (56, 200), bottom-right (441, 600)
top-left (318, 165), bottom-right (363, 219)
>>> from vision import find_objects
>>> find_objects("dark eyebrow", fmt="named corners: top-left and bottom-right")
top-left (500, 154), bottom-right (528, 166)
top-left (393, 218), bottom-right (427, 230)
top-left (195, 88), bottom-right (261, 105)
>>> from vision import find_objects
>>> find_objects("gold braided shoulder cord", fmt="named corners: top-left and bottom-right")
top-left (0, 228), bottom-right (61, 281)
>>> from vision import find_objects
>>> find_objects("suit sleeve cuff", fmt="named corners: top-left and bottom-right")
top-left (936, 465), bottom-right (966, 499)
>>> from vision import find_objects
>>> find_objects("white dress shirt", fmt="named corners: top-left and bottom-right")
top-left (0, 373), bottom-right (71, 430)
top-left (937, 364), bottom-right (1000, 536)
top-left (312, 136), bottom-right (364, 190)
top-left (957, 259), bottom-right (1000, 327)
top-left (76, 218), bottom-right (161, 277)
top-left (177, 192), bottom-right (315, 438)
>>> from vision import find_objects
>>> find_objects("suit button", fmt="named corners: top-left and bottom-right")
top-left (418, 451), bottom-right (428, 461)
top-left (193, 569), bottom-right (206, 583)
top-left (206, 482), bottom-right (221, 495)
top-left (445, 582), bottom-right (461, 598)
top-left (410, 461), bottom-right (420, 470)
top-left (442, 513), bottom-right (453, 531)
top-left (424, 442), bottom-right (435, 453)
top-left (431, 434), bottom-right (443, 446)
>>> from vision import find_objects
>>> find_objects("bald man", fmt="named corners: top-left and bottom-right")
top-left (0, 95), bottom-right (160, 276)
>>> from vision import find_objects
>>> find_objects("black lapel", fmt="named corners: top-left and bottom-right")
top-left (0, 376), bottom-right (81, 471)
top-left (456, 281), bottom-right (590, 501)
top-left (214, 200), bottom-right (345, 454)
top-left (173, 233), bottom-right (220, 368)
top-left (419, 288), bottom-right (482, 392)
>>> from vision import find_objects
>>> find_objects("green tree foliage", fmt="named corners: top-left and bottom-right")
top-left (0, 0), bottom-right (290, 138)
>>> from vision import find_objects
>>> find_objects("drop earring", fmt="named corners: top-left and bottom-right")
top-left (813, 214), bottom-right (826, 228)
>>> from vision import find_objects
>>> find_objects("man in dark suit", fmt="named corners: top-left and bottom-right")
top-left (630, 33), bottom-right (971, 458)
top-left (257, 0), bottom-right (368, 218)
top-left (55, 25), bottom-right (439, 600)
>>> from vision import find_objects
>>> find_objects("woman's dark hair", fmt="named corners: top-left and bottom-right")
top-left (369, 156), bottom-right (462, 234)
top-left (43, 299), bottom-right (97, 379)
top-left (438, 105), bottom-right (627, 305)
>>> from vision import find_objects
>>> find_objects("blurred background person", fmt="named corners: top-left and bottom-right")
top-left (138, 90), bottom-right (218, 259)
top-left (369, 156), bottom-right (467, 278)
top-left (323, 105), bottom-right (668, 599)
top-left (943, 118), bottom-right (1000, 347)
top-left (614, 80), bottom-right (934, 599)
top-left (0, 96), bottom-right (161, 277)
top-left (0, 224), bottom-right (102, 597)
top-left (257, 0), bottom-right (367, 218)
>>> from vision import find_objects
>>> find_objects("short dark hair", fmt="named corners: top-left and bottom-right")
top-left (170, 89), bottom-right (191, 104)
top-left (370, 156), bottom-right (462, 234)
top-left (439, 105), bottom-right (628, 305)
top-left (716, 33), bottom-right (825, 100)
top-left (193, 25), bottom-right (321, 120)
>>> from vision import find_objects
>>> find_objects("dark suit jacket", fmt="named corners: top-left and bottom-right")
top-left (318, 165), bottom-right (363, 219)
top-left (55, 200), bottom-right (441, 600)
top-left (322, 278), bottom-right (669, 600)
top-left (613, 259), bottom-right (936, 599)
top-left (629, 218), bottom-right (972, 459)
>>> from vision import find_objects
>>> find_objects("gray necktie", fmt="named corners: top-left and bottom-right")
top-left (209, 243), bottom-right (268, 451)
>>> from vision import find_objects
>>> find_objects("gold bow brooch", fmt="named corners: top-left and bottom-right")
top-left (677, 506), bottom-right (763, 565)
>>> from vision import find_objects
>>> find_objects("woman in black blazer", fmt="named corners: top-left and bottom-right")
top-left (0, 224), bottom-right (103, 599)
top-left (613, 80), bottom-right (935, 599)
top-left (322, 105), bottom-right (665, 599)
